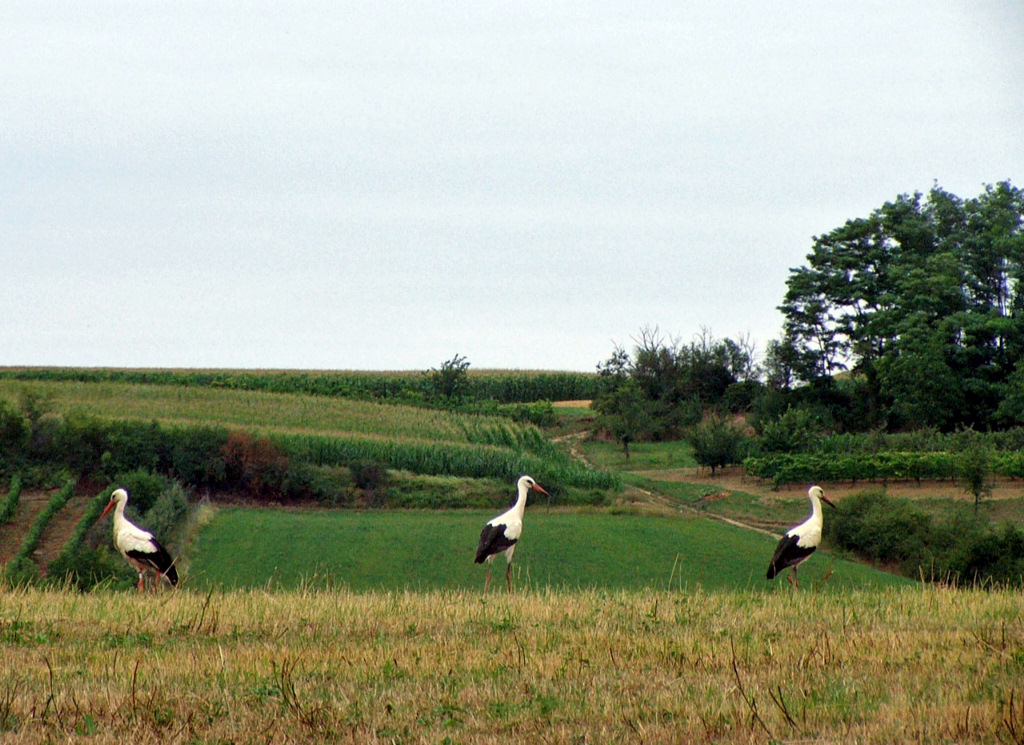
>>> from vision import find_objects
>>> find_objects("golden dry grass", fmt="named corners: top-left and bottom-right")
top-left (2, 585), bottom-right (1023, 744)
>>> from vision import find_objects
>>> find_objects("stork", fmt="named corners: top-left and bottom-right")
top-left (474, 474), bottom-right (551, 593)
top-left (99, 488), bottom-right (179, 592)
top-left (766, 485), bottom-right (837, 589)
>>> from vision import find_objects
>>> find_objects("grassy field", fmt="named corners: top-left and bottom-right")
top-left (186, 506), bottom-right (908, 592)
top-left (0, 378), bottom-right (523, 441)
top-left (2, 585), bottom-right (1023, 744)
top-left (6, 371), bottom-right (1024, 742)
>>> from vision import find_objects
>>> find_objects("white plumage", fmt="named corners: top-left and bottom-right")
top-left (766, 485), bottom-right (836, 588)
top-left (474, 475), bottom-right (551, 593)
top-left (100, 488), bottom-right (178, 591)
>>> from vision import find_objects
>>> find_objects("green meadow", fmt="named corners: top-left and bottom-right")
top-left (187, 506), bottom-right (908, 592)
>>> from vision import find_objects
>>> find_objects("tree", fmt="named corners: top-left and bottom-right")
top-left (426, 354), bottom-right (471, 403)
top-left (780, 181), bottom-right (1024, 431)
top-left (592, 379), bottom-right (650, 460)
top-left (686, 415), bottom-right (748, 476)
top-left (592, 327), bottom-right (760, 444)
top-left (958, 433), bottom-right (994, 515)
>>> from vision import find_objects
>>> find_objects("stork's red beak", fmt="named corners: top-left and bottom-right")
top-left (99, 499), bottom-right (116, 519)
top-left (821, 495), bottom-right (837, 509)
top-left (531, 483), bottom-right (551, 498)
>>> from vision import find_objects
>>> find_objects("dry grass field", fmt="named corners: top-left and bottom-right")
top-left (2, 584), bottom-right (1024, 744)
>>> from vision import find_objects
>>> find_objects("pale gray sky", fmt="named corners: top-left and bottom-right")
top-left (3, 1), bottom-right (1022, 371)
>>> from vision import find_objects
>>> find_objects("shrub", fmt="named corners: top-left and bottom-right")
top-left (222, 431), bottom-right (290, 497)
top-left (824, 490), bottom-right (933, 571)
top-left (687, 416), bottom-right (748, 475)
top-left (0, 474), bottom-right (22, 527)
top-left (113, 470), bottom-right (166, 514)
top-left (824, 490), bottom-right (1024, 586)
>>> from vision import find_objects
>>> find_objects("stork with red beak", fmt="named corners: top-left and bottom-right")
top-left (766, 485), bottom-right (837, 589)
top-left (474, 474), bottom-right (551, 593)
top-left (99, 488), bottom-right (179, 591)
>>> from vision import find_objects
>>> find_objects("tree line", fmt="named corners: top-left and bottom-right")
top-left (593, 181), bottom-right (1024, 455)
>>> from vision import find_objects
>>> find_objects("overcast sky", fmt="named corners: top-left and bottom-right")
top-left (3, 2), bottom-right (1022, 372)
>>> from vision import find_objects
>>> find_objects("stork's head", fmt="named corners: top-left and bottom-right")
top-left (518, 475), bottom-right (551, 499)
top-left (100, 488), bottom-right (129, 519)
top-left (809, 485), bottom-right (836, 509)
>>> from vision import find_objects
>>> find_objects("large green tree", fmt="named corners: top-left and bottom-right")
top-left (780, 181), bottom-right (1024, 430)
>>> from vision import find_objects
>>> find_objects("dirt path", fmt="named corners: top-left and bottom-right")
top-left (0, 492), bottom-right (51, 564)
top-left (35, 494), bottom-right (96, 569)
top-left (636, 465), bottom-right (1024, 502)
top-left (0, 487), bottom-right (100, 572)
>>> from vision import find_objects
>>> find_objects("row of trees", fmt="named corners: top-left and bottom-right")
top-left (778, 180), bottom-right (1024, 431)
top-left (593, 182), bottom-right (1024, 452)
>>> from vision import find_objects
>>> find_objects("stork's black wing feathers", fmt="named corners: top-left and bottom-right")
top-left (126, 539), bottom-right (179, 586)
top-left (766, 533), bottom-right (816, 580)
top-left (475, 523), bottom-right (517, 563)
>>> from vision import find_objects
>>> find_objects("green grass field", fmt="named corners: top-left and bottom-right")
top-left (187, 506), bottom-right (909, 592)
top-left (581, 438), bottom-right (698, 471)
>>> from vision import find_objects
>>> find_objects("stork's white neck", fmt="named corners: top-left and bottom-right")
top-left (511, 480), bottom-right (530, 517)
top-left (112, 493), bottom-right (129, 524)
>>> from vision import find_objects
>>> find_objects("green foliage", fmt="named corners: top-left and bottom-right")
top-left (426, 354), bottom-right (471, 402)
top-left (0, 367), bottom-right (603, 405)
top-left (686, 416), bottom-right (748, 475)
top-left (825, 489), bottom-right (1024, 586)
top-left (8, 479), bottom-right (76, 571)
top-left (957, 434), bottom-right (994, 514)
top-left (142, 481), bottom-right (190, 546)
top-left (113, 469), bottom-right (165, 513)
top-left (755, 407), bottom-right (821, 454)
top-left (825, 490), bottom-right (933, 570)
top-left (781, 180), bottom-right (1024, 431)
top-left (0, 474), bottom-right (22, 527)
top-left (349, 459), bottom-right (388, 492)
top-left (593, 328), bottom-right (762, 446)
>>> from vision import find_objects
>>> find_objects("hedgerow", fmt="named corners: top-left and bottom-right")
top-left (744, 450), bottom-right (1024, 488)
top-left (824, 489), bottom-right (1024, 586)
top-left (0, 367), bottom-right (602, 404)
top-left (0, 474), bottom-right (22, 527)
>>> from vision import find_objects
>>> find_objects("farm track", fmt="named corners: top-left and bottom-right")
top-left (34, 493), bottom-right (94, 569)
top-left (0, 492), bottom-right (50, 565)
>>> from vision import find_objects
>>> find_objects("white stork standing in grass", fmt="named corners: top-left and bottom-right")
top-left (474, 475), bottom-right (551, 593)
top-left (99, 488), bottom-right (178, 592)
top-left (766, 485), bottom-right (837, 589)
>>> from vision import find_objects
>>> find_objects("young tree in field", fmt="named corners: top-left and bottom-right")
top-left (958, 434), bottom-right (994, 515)
top-left (426, 354), bottom-right (471, 403)
top-left (686, 415), bottom-right (748, 476)
top-left (592, 379), bottom-right (650, 460)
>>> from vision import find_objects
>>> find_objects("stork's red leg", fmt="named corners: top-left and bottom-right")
top-left (505, 562), bottom-right (512, 594)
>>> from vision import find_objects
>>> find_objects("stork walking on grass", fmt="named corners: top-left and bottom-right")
top-left (99, 488), bottom-right (179, 592)
top-left (474, 474), bottom-right (551, 593)
top-left (766, 485), bottom-right (837, 589)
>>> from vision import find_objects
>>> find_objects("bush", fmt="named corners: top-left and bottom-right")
top-left (222, 431), bottom-right (290, 496)
top-left (143, 481), bottom-right (190, 547)
top-left (687, 416), bottom-right (748, 475)
top-left (824, 490), bottom-right (1024, 586)
top-left (113, 470), bottom-right (166, 514)
top-left (824, 490), bottom-right (932, 571)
